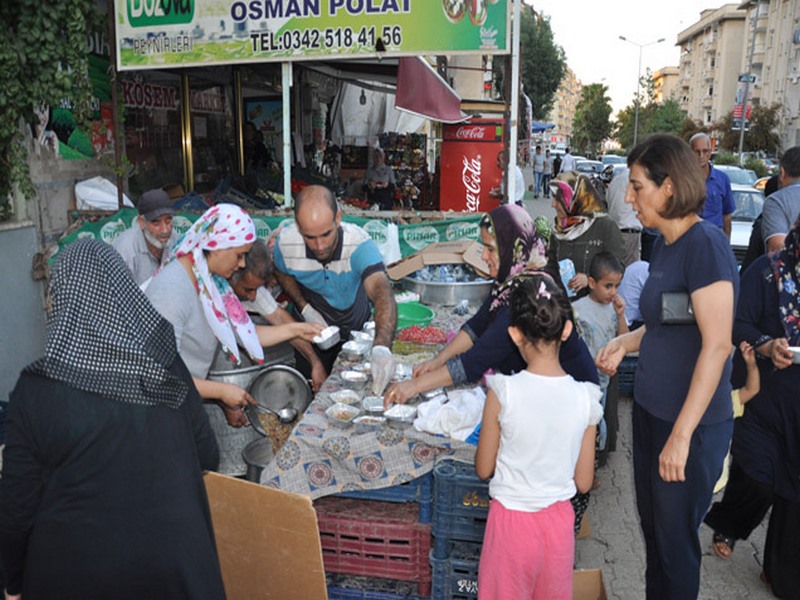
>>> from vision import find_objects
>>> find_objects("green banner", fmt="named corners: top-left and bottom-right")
top-left (114, 0), bottom-right (509, 70)
top-left (56, 209), bottom-right (482, 261)
top-left (397, 215), bottom-right (482, 256)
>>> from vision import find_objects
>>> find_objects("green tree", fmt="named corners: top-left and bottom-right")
top-left (649, 99), bottom-right (690, 136)
top-left (0, 0), bottom-right (96, 206)
top-left (572, 84), bottom-right (613, 155)
top-left (517, 8), bottom-right (566, 120)
top-left (711, 102), bottom-right (782, 155)
top-left (613, 75), bottom-right (693, 151)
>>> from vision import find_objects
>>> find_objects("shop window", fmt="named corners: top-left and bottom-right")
top-left (122, 71), bottom-right (183, 198)
top-left (189, 73), bottom-right (236, 194)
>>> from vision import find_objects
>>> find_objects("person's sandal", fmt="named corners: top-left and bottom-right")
top-left (712, 532), bottom-right (735, 560)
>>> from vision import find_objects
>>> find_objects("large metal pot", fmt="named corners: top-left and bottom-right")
top-left (400, 276), bottom-right (493, 306)
top-left (242, 438), bottom-right (275, 483)
top-left (245, 365), bottom-right (313, 436)
top-left (207, 363), bottom-right (266, 390)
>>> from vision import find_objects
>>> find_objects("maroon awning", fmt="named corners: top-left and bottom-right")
top-left (395, 57), bottom-right (469, 124)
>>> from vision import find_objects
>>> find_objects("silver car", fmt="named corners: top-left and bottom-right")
top-left (729, 183), bottom-right (764, 264)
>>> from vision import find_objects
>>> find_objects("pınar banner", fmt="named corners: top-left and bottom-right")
top-left (114, 0), bottom-right (510, 70)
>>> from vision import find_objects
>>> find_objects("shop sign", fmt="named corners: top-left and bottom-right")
top-left (114, 0), bottom-right (509, 70)
top-left (121, 78), bottom-right (180, 110)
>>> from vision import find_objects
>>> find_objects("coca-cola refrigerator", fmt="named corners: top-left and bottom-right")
top-left (439, 119), bottom-right (504, 213)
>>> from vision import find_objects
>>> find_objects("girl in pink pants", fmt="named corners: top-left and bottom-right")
top-left (475, 274), bottom-right (602, 599)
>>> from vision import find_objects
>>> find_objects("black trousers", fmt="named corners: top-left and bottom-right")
top-left (764, 495), bottom-right (800, 599)
top-left (703, 459), bottom-right (773, 542)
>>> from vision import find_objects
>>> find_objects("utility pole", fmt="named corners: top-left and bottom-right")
top-left (737, 2), bottom-right (760, 165)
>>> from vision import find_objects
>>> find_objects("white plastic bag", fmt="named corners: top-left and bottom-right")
top-left (75, 176), bottom-right (133, 211)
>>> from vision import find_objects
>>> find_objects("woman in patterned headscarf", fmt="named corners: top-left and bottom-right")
top-left (385, 203), bottom-right (598, 404)
top-left (547, 173), bottom-right (625, 299)
top-left (146, 204), bottom-right (321, 474)
top-left (0, 239), bottom-right (225, 599)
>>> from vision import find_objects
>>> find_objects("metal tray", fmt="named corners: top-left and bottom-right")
top-left (401, 277), bottom-right (493, 306)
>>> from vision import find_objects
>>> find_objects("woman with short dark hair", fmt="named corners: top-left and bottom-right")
top-left (597, 134), bottom-right (739, 599)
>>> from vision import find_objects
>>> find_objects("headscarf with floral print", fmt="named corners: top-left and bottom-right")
top-left (481, 204), bottom-right (546, 314)
top-left (550, 173), bottom-right (606, 241)
top-left (770, 214), bottom-right (800, 345)
top-left (169, 204), bottom-right (263, 365)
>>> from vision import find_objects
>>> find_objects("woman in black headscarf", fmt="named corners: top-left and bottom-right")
top-left (0, 240), bottom-right (225, 600)
top-left (704, 215), bottom-right (800, 597)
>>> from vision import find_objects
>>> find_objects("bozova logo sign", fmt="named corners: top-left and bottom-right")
top-left (127, 0), bottom-right (194, 27)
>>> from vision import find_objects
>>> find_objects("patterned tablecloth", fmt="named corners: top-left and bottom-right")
top-left (259, 303), bottom-right (479, 499)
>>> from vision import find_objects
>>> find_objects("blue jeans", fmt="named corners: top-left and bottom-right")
top-left (632, 402), bottom-right (732, 599)
top-left (534, 171), bottom-right (544, 196)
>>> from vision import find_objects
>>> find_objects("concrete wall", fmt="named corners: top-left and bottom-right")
top-left (0, 223), bottom-right (46, 403)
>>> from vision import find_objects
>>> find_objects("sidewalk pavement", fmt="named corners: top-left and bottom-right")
top-left (575, 395), bottom-right (774, 600)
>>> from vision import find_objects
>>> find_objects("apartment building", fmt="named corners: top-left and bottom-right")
top-left (677, 4), bottom-right (746, 126)
top-left (653, 66), bottom-right (680, 103)
top-left (739, 0), bottom-right (800, 149)
top-left (545, 67), bottom-right (583, 149)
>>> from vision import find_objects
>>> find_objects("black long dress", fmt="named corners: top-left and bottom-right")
top-left (0, 359), bottom-right (226, 600)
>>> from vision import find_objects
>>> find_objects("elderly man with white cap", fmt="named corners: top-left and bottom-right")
top-left (112, 188), bottom-right (179, 286)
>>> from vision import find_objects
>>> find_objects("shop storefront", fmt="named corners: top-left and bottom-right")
top-left (108, 0), bottom-right (510, 210)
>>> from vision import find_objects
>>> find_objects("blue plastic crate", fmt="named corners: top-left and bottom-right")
top-left (336, 473), bottom-right (433, 523)
top-left (431, 461), bottom-right (490, 558)
top-left (429, 542), bottom-right (481, 600)
top-left (618, 354), bottom-right (638, 396)
top-left (326, 573), bottom-right (422, 600)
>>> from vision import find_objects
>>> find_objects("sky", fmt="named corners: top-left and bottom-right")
top-left (528, 0), bottom-right (729, 115)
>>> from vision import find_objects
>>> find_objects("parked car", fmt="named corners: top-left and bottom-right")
top-left (574, 159), bottom-right (604, 175)
top-left (601, 155), bottom-right (626, 166)
top-left (729, 183), bottom-right (765, 264)
top-left (600, 163), bottom-right (628, 186)
top-left (754, 176), bottom-right (770, 192)
top-left (714, 164), bottom-right (758, 186)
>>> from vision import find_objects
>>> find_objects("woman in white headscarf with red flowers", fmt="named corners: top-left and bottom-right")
top-left (146, 204), bottom-right (321, 473)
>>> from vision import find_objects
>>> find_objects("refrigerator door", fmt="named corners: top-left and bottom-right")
top-left (439, 121), bottom-right (504, 213)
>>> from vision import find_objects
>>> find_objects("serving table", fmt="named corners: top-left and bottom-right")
top-left (259, 303), bottom-right (478, 499)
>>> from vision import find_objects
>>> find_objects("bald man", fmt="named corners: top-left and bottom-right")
top-left (272, 185), bottom-right (397, 372)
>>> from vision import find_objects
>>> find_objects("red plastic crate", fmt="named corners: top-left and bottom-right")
top-left (315, 497), bottom-right (432, 596)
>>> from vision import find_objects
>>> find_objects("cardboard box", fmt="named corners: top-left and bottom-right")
top-left (386, 240), bottom-right (490, 280)
top-left (577, 513), bottom-right (592, 540)
top-left (204, 472), bottom-right (328, 600)
top-left (573, 568), bottom-right (608, 600)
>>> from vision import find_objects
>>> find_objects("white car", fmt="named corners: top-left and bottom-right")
top-left (729, 183), bottom-right (764, 264)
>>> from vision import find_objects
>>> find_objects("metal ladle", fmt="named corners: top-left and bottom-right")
top-left (251, 403), bottom-right (298, 424)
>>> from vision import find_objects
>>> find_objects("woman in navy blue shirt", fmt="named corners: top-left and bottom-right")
top-left (597, 134), bottom-right (738, 599)
top-left (385, 204), bottom-right (598, 401)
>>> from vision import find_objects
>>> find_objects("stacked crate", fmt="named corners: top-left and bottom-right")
top-left (429, 461), bottom-right (489, 599)
top-left (318, 474), bottom-right (434, 598)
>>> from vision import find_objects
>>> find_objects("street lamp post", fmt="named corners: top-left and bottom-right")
top-left (619, 36), bottom-right (665, 147)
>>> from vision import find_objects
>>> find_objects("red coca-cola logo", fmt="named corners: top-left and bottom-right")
top-left (462, 155), bottom-right (482, 212)
top-left (455, 126), bottom-right (488, 140)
